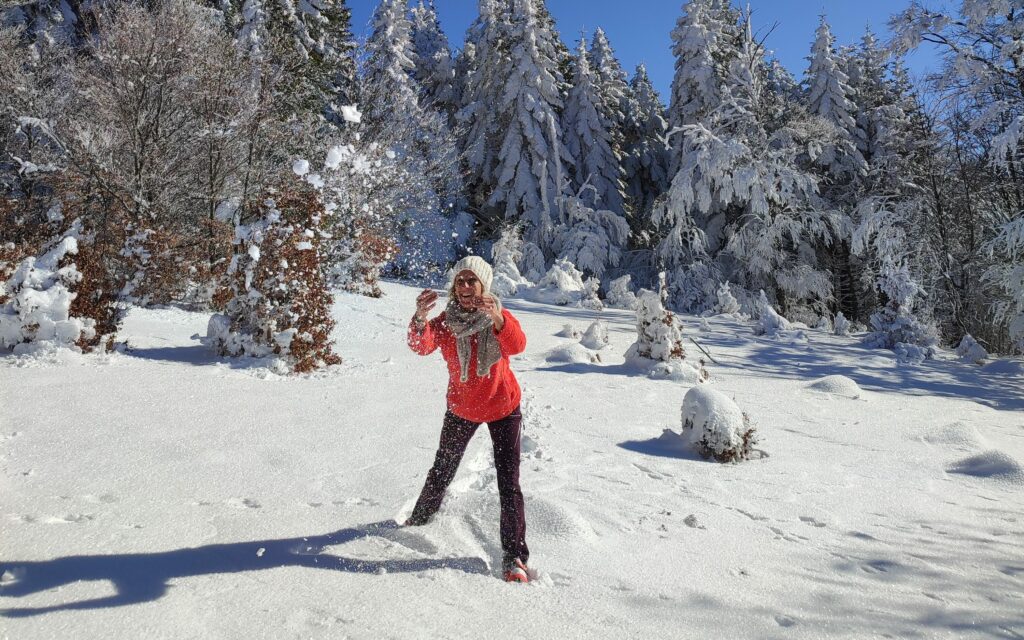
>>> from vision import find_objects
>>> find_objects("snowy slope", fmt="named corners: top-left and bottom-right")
top-left (2, 281), bottom-right (1022, 639)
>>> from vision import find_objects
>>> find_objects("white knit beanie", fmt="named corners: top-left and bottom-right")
top-left (450, 255), bottom-right (494, 294)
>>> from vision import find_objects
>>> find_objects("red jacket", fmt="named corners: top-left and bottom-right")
top-left (408, 309), bottom-right (527, 423)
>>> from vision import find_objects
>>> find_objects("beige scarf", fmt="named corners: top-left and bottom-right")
top-left (443, 295), bottom-right (503, 383)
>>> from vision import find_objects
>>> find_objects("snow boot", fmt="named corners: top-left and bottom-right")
top-left (503, 557), bottom-right (529, 583)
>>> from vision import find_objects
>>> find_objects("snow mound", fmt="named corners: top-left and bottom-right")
top-left (955, 334), bottom-right (988, 364)
top-left (554, 324), bottom-right (580, 338)
top-left (526, 496), bottom-right (596, 541)
top-left (980, 359), bottom-right (1024, 376)
top-left (947, 451), bottom-right (1024, 485)
top-left (680, 386), bottom-right (757, 462)
top-left (806, 375), bottom-right (861, 398)
top-left (579, 321), bottom-right (609, 350)
top-left (530, 259), bottom-right (586, 306)
top-left (921, 422), bottom-right (985, 451)
top-left (545, 343), bottom-right (600, 364)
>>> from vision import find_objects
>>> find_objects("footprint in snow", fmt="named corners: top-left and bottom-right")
top-left (774, 615), bottom-right (798, 627)
top-left (225, 497), bottom-right (262, 509)
top-left (799, 515), bottom-right (827, 528)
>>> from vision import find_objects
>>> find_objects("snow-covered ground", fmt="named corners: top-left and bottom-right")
top-left (2, 281), bottom-right (1022, 639)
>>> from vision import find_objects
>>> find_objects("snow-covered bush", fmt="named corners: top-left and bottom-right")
top-left (955, 334), bottom-right (988, 364)
top-left (532, 258), bottom-right (587, 306)
top-left (680, 386), bottom-right (757, 463)
top-left (833, 311), bottom-right (851, 336)
top-left (555, 324), bottom-right (580, 338)
top-left (546, 342), bottom-right (600, 364)
top-left (714, 281), bottom-right (741, 315)
top-left (580, 320), bottom-right (609, 350)
top-left (207, 183), bottom-right (341, 373)
top-left (753, 290), bottom-right (791, 336)
top-left (862, 261), bottom-right (937, 359)
top-left (0, 228), bottom-right (95, 353)
top-left (491, 225), bottom-right (530, 297)
top-left (582, 277), bottom-right (603, 310)
top-left (605, 274), bottom-right (638, 310)
top-left (624, 288), bottom-right (708, 382)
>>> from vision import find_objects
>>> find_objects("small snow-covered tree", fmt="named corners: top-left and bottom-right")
top-left (862, 261), bottom-right (937, 360)
top-left (605, 274), bottom-right (638, 310)
top-left (833, 311), bottom-right (851, 336)
top-left (715, 281), bottom-right (741, 314)
top-left (955, 333), bottom-right (988, 365)
top-left (209, 181), bottom-right (340, 372)
top-left (491, 224), bottom-right (530, 296)
top-left (753, 289), bottom-right (792, 337)
top-left (624, 283), bottom-right (708, 382)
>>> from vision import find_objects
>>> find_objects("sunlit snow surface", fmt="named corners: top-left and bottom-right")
top-left (2, 281), bottom-right (1022, 638)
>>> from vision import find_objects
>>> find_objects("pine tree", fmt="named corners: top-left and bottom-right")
top-left (230, 0), bottom-right (356, 125)
top-left (621, 64), bottom-right (670, 240)
top-left (486, 0), bottom-right (568, 249)
top-left (667, 0), bottom-right (741, 176)
top-left (562, 37), bottom-right (623, 215)
top-left (410, 1), bottom-right (457, 123)
top-left (588, 27), bottom-right (630, 214)
top-left (804, 15), bottom-right (865, 178)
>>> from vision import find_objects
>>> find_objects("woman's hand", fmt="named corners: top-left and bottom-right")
top-left (475, 294), bottom-right (505, 331)
top-left (414, 289), bottom-right (438, 324)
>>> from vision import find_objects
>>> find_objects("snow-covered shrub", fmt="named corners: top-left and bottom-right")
top-left (207, 183), bottom-right (341, 373)
top-left (753, 290), bottom-right (791, 336)
top-left (833, 311), bottom-right (851, 336)
top-left (624, 289), bottom-right (708, 382)
top-left (862, 262), bottom-right (937, 359)
top-left (955, 334), bottom-right (988, 364)
top-left (491, 225), bottom-right (530, 297)
top-left (680, 386), bottom-right (757, 463)
top-left (582, 277), bottom-right (603, 310)
top-left (605, 274), bottom-right (638, 310)
top-left (714, 281), bottom-right (741, 315)
top-left (0, 227), bottom-right (96, 353)
top-left (532, 258), bottom-right (586, 306)
top-left (580, 320), bottom-right (609, 350)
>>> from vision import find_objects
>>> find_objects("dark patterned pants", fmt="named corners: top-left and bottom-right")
top-left (408, 406), bottom-right (529, 564)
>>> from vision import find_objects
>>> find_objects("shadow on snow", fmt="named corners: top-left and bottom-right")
top-left (0, 520), bottom-right (487, 617)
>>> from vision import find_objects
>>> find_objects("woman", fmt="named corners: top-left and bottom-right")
top-left (406, 256), bottom-right (531, 583)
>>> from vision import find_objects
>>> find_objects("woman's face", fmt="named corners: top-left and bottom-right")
top-left (453, 270), bottom-right (484, 310)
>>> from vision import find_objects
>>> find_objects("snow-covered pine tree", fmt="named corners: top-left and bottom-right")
top-left (623, 277), bottom-right (708, 382)
top-left (658, 10), bottom-right (831, 314)
top-left (209, 181), bottom-right (340, 372)
top-left (715, 281), bottom-right (740, 314)
top-left (456, 0), bottom-right (511, 234)
top-left (360, 0), bottom-right (463, 278)
top-left (862, 260), bottom-right (937, 361)
top-left (621, 64), bottom-right (670, 240)
top-left (667, 0), bottom-right (741, 177)
top-left (227, 0), bottom-right (356, 125)
top-left (804, 16), bottom-right (865, 179)
top-left (587, 27), bottom-right (630, 216)
top-left (562, 37), bottom-right (624, 216)
top-left (486, 0), bottom-right (568, 250)
top-left (410, 1), bottom-right (457, 124)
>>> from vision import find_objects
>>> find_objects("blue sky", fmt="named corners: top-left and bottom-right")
top-left (347, 1), bottom-right (942, 100)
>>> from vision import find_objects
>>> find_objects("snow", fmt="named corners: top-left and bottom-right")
top-left (806, 375), bottom-right (862, 399)
top-left (339, 105), bottom-right (362, 124)
top-left (2, 281), bottom-right (1023, 638)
